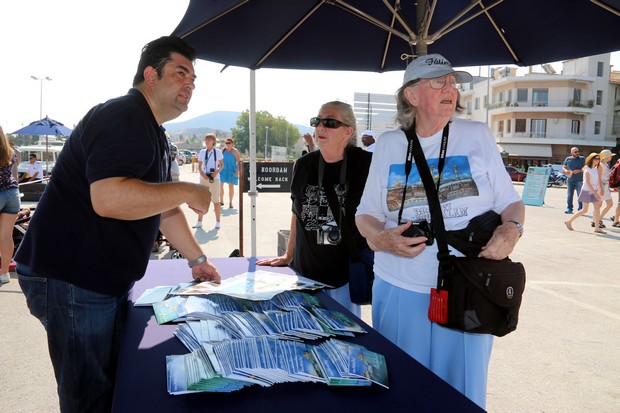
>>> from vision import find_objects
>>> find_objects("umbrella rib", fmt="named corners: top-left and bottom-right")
top-left (380, 9), bottom-right (399, 70)
top-left (333, 0), bottom-right (413, 43)
top-left (480, 2), bottom-right (521, 64)
top-left (176, 0), bottom-right (250, 38)
top-left (590, 0), bottom-right (620, 16)
top-left (429, 0), bottom-right (502, 40)
top-left (254, 2), bottom-right (323, 68)
top-left (380, 0), bottom-right (416, 40)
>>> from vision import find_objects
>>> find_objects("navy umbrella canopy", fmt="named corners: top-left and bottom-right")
top-left (172, 0), bottom-right (620, 71)
top-left (11, 116), bottom-right (72, 137)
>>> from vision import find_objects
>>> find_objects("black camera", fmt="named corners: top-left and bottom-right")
top-left (316, 221), bottom-right (341, 246)
top-left (402, 219), bottom-right (434, 246)
top-left (207, 168), bottom-right (215, 183)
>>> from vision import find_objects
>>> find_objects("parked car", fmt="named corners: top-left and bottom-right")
top-left (505, 166), bottom-right (527, 182)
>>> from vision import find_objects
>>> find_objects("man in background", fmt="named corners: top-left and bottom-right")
top-left (361, 130), bottom-right (376, 153)
top-left (19, 153), bottom-right (43, 182)
top-left (562, 147), bottom-right (585, 214)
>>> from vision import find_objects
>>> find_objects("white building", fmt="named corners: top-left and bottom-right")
top-left (460, 53), bottom-right (619, 167)
top-left (353, 53), bottom-right (620, 166)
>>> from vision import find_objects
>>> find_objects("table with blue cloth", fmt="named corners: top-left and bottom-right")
top-left (112, 258), bottom-right (483, 413)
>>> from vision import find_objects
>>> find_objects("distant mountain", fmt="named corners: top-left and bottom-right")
top-left (164, 110), bottom-right (314, 137)
top-left (164, 111), bottom-right (240, 133)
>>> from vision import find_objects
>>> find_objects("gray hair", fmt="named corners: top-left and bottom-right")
top-left (320, 101), bottom-right (358, 147)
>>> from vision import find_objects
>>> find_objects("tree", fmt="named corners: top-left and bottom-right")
top-left (231, 110), bottom-right (301, 157)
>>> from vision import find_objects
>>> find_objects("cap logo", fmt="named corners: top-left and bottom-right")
top-left (424, 57), bottom-right (450, 66)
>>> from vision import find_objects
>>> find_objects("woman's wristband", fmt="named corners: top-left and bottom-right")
top-left (188, 254), bottom-right (207, 268)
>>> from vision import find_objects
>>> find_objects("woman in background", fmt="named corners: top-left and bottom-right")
top-left (565, 152), bottom-right (605, 233)
top-left (220, 138), bottom-right (240, 209)
top-left (0, 126), bottom-right (20, 284)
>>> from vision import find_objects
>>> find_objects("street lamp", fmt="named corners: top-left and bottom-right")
top-left (264, 126), bottom-right (269, 160)
top-left (31, 75), bottom-right (52, 119)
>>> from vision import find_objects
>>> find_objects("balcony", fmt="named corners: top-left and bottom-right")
top-left (487, 99), bottom-right (595, 114)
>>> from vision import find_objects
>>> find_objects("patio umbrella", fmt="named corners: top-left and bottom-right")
top-left (172, 0), bottom-right (620, 70)
top-left (11, 116), bottom-right (72, 177)
top-left (171, 0), bottom-right (620, 255)
top-left (11, 116), bottom-right (72, 137)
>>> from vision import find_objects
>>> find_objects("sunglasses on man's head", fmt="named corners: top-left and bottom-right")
top-left (310, 117), bottom-right (350, 129)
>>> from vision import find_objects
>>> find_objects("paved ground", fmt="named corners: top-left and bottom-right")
top-left (1, 163), bottom-right (619, 412)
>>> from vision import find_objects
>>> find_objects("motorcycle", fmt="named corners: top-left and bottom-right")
top-left (547, 171), bottom-right (567, 187)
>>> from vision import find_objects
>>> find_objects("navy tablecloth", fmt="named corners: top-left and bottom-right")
top-left (112, 257), bottom-right (483, 413)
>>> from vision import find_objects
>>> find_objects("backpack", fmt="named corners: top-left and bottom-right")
top-left (610, 160), bottom-right (620, 189)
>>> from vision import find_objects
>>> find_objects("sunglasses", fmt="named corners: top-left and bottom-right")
top-left (226, 142), bottom-right (233, 145)
top-left (593, 157), bottom-right (600, 160)
top-left (310, 117), bottom-right (350, 129)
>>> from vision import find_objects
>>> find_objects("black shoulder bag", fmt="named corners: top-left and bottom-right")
top-left (403, 123), bottom-right (525, 337)
top-left (319, 152), bottom-right (374, 305)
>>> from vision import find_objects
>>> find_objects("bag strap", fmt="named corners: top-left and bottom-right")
top-left (402, 120), bottom-right (452, 288)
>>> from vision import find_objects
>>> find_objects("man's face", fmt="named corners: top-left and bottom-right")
top-left (205, 139), bottom-right (214, 149)
top-left (361, 135), bottom-right (374, 147)
top-left (29, 156), bottom-right (35, 164)
top-left (151, 52), bottom-right (196, 121)
top-left (571, 148), bottom-right (580, 158)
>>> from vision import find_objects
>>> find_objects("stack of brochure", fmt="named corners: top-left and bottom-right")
top-left (166, 337), bottom-right (389, 394)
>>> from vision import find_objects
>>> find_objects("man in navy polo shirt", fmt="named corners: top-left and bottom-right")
top-left (15, 36), bottom-right (221, 413)
top-left (562, 147), bottom-right (586, 214)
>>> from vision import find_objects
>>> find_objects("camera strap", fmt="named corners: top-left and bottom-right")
top-left (318, 150), bottom-right (360, 260)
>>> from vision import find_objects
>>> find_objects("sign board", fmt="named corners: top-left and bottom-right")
top-left (522, 167), bottom-right (551, 206)
top-left (243, 162), bottom-right (293, 193)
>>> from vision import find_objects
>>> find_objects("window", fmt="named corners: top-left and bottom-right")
top-left (466, 101), bottom-right (472, 115)
top-left (515, 119), bottom-right (526, 133)
top-left (596, 90), bottom-right (603, 105)
top-left (532, 88), bottom-right (549, 107)
top-left (517, 88), bottom-right (528, 103)
top-left (573, 88), bottom-right (581, 103)
top-left (498, 91), bottom-right (505, 104)
top-left (597, 61), bottom-right (604, 77)
top-left (498, 120), bottom-right (504, 134)
top-left (475, 97), bottom-right (480, 110)
top-left (594, 121), bottom-right (601, 134)
top-left (506, 119), bottom-right (511, 133)
top-left (571, 120), bottom-right (580, 134)
top-left (484, 95), bottom-right (488, 108)
top-left (531, 119), bottom-right (547, 138)
top-left (507, 90), bottom-right (513, 104)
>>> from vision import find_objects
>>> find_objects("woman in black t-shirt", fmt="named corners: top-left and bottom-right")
top-left (257, 101), bottom-right (372, 316)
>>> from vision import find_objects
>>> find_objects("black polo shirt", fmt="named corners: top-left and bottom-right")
top-left (15, 89), bottom-right (171, 296)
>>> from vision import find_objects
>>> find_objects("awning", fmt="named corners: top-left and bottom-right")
top-left (500, 144), bottom-right (552, 158)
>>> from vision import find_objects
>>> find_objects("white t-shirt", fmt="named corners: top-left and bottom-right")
top-left (356, 117), bottom-right (521, 293)
top-left (27, 161), bottom-right (44, 179)
top-left (198, 147), bottom-right (223, 174)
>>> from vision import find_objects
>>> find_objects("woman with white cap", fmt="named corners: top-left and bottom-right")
top-left (355, 54), bottom-right (524, 409)
top-left (596, 149), bottom-right (615, 228)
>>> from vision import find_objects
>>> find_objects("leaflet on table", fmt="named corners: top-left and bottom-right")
top-left (170, 270), bottom-right (332, 300)
top-left (166, 337), bottom-right (389, 394)
top-left (134, 282), bottom-right (196, 306)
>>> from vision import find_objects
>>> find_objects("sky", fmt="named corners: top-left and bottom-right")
top-left (2, 0), bottom-right (619, 135)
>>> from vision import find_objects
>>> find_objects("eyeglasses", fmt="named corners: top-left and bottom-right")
top-left (310, 117), bottom-right (350, 129)
top-left (421, 76), bottom-right (458, 90)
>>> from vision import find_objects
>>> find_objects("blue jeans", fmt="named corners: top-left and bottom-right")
top-left (17, 263), bottom-right (129, 413)
top-left (566, 179), bottom-right (583, 211)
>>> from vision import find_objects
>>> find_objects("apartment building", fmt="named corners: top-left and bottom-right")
top-left (460, 53), bottom-right (619, 167)
top-left (354, 53), bottom-right (620, 166)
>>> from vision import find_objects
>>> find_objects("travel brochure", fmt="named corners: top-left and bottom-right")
top-left (135, 271), bottom-right (389, 394)
top-left (169, 270), bottom-right (332, 301)
top-left (166, 337), bottom-right (389, 394)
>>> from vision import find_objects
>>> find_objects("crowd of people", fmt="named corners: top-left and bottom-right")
top-left (4, 35), bottom-right (619, 413)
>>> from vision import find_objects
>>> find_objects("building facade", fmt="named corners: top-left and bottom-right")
top-left (353, 53), bottom-right (620, 167)
top-left (460, 53), bottom-right (620, 167)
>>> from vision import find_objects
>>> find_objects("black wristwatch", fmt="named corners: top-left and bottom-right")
top-left (506, 220), bottom-right (523, 237)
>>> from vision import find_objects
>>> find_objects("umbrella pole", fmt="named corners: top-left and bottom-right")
top-left (248, 70), bottom-right (258, 257)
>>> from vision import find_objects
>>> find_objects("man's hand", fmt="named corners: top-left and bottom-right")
top-left (191, 258), bottom-right (221, 283)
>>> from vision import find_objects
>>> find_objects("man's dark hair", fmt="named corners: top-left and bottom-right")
top-left (132, 36), bottom-right (197, 87)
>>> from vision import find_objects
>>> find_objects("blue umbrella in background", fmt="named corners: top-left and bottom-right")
top-left (11, 117), bottom-right (72, 180)
top-left (11, 116), bottom-right (72, 137)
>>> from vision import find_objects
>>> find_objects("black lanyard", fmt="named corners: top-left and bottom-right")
top-left (397, 119), bottom-right (450, 224)
top-left (318, 150), bottom-right (347, 223)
